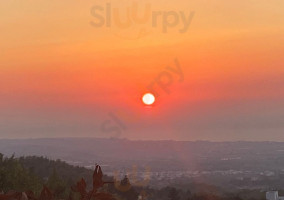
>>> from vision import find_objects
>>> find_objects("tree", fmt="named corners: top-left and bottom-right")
top-left (46, 168), bottom-right (68, 199)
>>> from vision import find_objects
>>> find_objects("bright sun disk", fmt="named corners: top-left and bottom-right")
top-left (142, 93), bottom-right (155, 105)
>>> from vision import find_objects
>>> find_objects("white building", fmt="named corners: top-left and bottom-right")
top-left (266, 191), bottom-right (284, 200)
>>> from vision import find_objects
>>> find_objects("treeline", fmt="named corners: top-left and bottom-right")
top-left (0, 154), bottom-right (43, 195)
top-left (0, 154), bottom-right (267, 200)
top-left (0, 153), bottom-right (95, 196)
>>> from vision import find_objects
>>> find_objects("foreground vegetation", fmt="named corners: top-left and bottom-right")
top-left (0, 154), bottom-right (269, 200)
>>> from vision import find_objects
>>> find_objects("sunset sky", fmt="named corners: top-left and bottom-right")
top-left (1, 0), bottom-right (284, 141)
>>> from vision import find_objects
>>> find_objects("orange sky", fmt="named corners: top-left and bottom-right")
top-left (0, 0), bottom-right (284, 141)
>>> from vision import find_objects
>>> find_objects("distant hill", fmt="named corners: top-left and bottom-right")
top-left (0, 154), bottom-right (135, 199)
top-left (1, 138), bottom-right (284, 173)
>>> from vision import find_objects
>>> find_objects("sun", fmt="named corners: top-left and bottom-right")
top-left (142, 93), bottom-right (155, 105)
